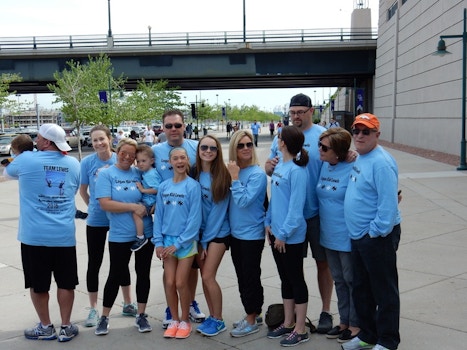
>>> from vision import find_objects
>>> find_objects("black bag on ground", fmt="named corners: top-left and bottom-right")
top-left (265, 303), bottom-right (284, 329)
top-left (265, 303), bottom-right (316, 333)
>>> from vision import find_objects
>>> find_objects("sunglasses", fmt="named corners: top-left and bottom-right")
top-left (351, 128), bottom-right (376, 136)
top-left (237, 142), bottom-right (254, 149)
top-left (119, 151), bottom-right (136, 158)
top-left (165, 123), bottom-right (183, 129)
top-left (200, 145), bottom-right (218, 152)
top-left (318, 141), bottom-right (332, 152)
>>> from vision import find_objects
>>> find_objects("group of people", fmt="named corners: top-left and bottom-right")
top-left (5, 92), bottom-right (401, 350)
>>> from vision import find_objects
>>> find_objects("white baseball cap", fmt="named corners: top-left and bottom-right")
top-left (39, 124), bottom-right (72, 152)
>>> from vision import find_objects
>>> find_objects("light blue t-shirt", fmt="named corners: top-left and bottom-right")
top-left (316, 161), bottom-right (354, 252)
top-left (229, 165), bottom-right (267, 240)
top-left (152, 176), bottom-right (202, 250)
top-left (95, 165), bottom-right (153, 242)
top-left (265, 160), bottom-right (307, 244)
top-left (251, 123), bottom-right (261, 135)
top-left (6, 151), bottom-right (80, 247)
top-left (268, 124), bottom-right (325, 219)
top-left (344, 146), bottom-right (401, 240)
top-left (198, 171), bottom-right (230, 250)
top-left (140, 167), bottom-right (162, 207)
top-left (152, 139), bottom-right (198, 181)
top-left (80, 152), bottom-right (117, 227)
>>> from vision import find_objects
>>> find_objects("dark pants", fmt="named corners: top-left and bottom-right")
top-left (230, 237), bottom-right (264, 315)
top-left (271, 240), bottom-right (308, 304)
top-left (103, 240), bottom-right (154, 308)
top-left (253, 134), bottom-right (259, 147)
top-left (86, 225), bottom-right (109, 293)
top-left (351, 224), bottom-right (401, 349)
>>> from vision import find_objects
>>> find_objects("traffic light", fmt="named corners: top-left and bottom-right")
top-left (191, 103), bottom-right (197, 119)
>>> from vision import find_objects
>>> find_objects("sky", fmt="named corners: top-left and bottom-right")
top-left (1, 0), bottom-right (379, 112)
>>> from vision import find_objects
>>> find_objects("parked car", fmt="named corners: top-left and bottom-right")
top-left (64, 128), bottom-right (80, 148)
top-left (0, 134), bottom-right (18, 155)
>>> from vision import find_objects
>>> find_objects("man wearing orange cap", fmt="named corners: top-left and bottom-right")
top-left (342, 114), bottom-right (401, 350)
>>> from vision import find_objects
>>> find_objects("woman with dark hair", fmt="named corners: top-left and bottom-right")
top-left (316, 127), bottom-right (360, 344)
top-left (227, 130), bottom-right (267, 338)
top-left (265, 125), bottom-right (310, 347)
top-left (79, 125), bottom-right (135, 327)
top-left (192, 135), bottom-right (231, 337)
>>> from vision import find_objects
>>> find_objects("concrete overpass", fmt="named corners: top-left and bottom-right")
top-left (0, 29), bottom-right (377, 95)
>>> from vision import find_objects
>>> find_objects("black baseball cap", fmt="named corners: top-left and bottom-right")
top-left (290, 93), bottom-right (312, 107)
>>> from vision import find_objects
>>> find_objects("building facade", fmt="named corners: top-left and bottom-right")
top-left (374, 0), bottom-right (465, 155)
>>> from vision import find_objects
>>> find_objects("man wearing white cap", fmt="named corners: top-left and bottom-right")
top-left (5, 123), bottom-right (81, 342)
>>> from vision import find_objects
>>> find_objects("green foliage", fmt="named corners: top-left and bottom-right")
top-left (0, 73), bottom-right (22, 108)
top-left (125, 79), bottom-right (182, 125)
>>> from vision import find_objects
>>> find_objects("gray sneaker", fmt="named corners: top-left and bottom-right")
top-left (341, 336), bottom-right (375, 350)
top-left (230, 319), bottom-right (259, 338)
top-left (267, 324), bottom-right (295, 339)
top-left (84, 308), bottom-right (99, 327)
top-left (280, 331), bottom-right (309, 347)
top-left (95, 316), bottom-right (109, 336)
top-left (24, 323), bottom-right (57, 340)
top-left (232, 314), bottom-right (263, 327)
top-left (135, 313), bottom-right (152, 333)
top-left (58, 324), bottom-right (79, 342)
top-left (122, 302), bottom-right (137, 317)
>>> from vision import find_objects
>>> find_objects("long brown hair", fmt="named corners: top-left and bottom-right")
top-left (194, 135), bottom-right (231, 203)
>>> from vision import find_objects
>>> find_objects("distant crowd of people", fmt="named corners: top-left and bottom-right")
top-left (3, 93), bottom-right (401, 350)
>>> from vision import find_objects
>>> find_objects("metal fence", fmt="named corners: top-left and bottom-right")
top-left (0, 28), bottom-right (377, 50)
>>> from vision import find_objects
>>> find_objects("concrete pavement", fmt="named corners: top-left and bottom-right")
top-left (0, 129), bottom-right (466, 349)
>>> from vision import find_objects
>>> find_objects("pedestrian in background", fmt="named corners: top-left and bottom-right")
top-left (6, 124), bottom-right (80, 342)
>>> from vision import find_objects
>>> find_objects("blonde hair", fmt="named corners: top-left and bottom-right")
top-left (116, 138), bottom-right (138, 152)
top-left (228, 130), bottom-right (259, 166)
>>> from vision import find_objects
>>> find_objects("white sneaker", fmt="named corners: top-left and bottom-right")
top-left (189, 300), bottom-right (205, 322)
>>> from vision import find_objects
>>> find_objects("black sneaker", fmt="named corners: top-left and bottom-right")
top-left (131, 237), bottom-right (148, 252)
top-left (95, 316), bottom-right (109, 336)
top-left (326, 325), bottom-right (344, 339)
top-left (337, 328), bottom-right (357, 343)
top-left (316, 312), bottom-right (333, 334)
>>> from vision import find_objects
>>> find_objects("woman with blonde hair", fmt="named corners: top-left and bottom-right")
top-left (227, 130), bottom-right (267, 338)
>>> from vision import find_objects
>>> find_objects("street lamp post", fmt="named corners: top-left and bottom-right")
top-left (243, 0), bottom-right (246, 43)
top-left (148, 25), bottom-right (152, 46)
top-left (107, 0), bottom-right (112, 37)
top-left (434, 8), bottom-right (467, 170)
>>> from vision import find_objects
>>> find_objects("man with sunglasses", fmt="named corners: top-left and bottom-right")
top-left (265, 93), bottom-right (334, 334)
top-left (342, 114), bottom-right (401, 350)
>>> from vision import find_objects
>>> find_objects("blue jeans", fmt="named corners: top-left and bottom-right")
top-left (351, 224), bottom-right (401, 349)
top-left (325, 248), bottom-right (357, 327)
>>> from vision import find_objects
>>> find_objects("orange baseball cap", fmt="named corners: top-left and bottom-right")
top-left (351, 113), bottom-right (380, 130)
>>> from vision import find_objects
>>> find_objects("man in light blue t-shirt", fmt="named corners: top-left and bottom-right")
top-left (250, 120), bottom-right (261, 147)
top-left (6, 124), bottom-right (80, 342)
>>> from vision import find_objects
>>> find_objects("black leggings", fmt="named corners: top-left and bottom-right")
top-left (86, 225), bottom-right (109, 293)
top-left (103, 240), bottom-right (154, 308)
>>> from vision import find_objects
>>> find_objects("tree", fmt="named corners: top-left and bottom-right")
top-left (48, 54), bottom-right (125, 160)
top-left (125, 79), bottom-right (182, 126)
top-left (0, 73), bottom-right (22, 114)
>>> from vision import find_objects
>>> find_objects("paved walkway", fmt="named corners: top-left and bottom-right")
top-left (0, 129), bottom-right (466, 349)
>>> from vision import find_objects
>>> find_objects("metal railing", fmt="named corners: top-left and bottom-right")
top-left (0, 28), bottom-right (377, 51)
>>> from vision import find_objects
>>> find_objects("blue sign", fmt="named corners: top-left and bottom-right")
top-left (356, 88), bottom-right (364, 114)
top-left (99, 90), bottom-right (108, 103)
top-left (331, 99), bottom-right (335, 111)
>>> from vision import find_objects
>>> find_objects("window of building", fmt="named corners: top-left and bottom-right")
top-left (387, 1), bottom-right (398, 20)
